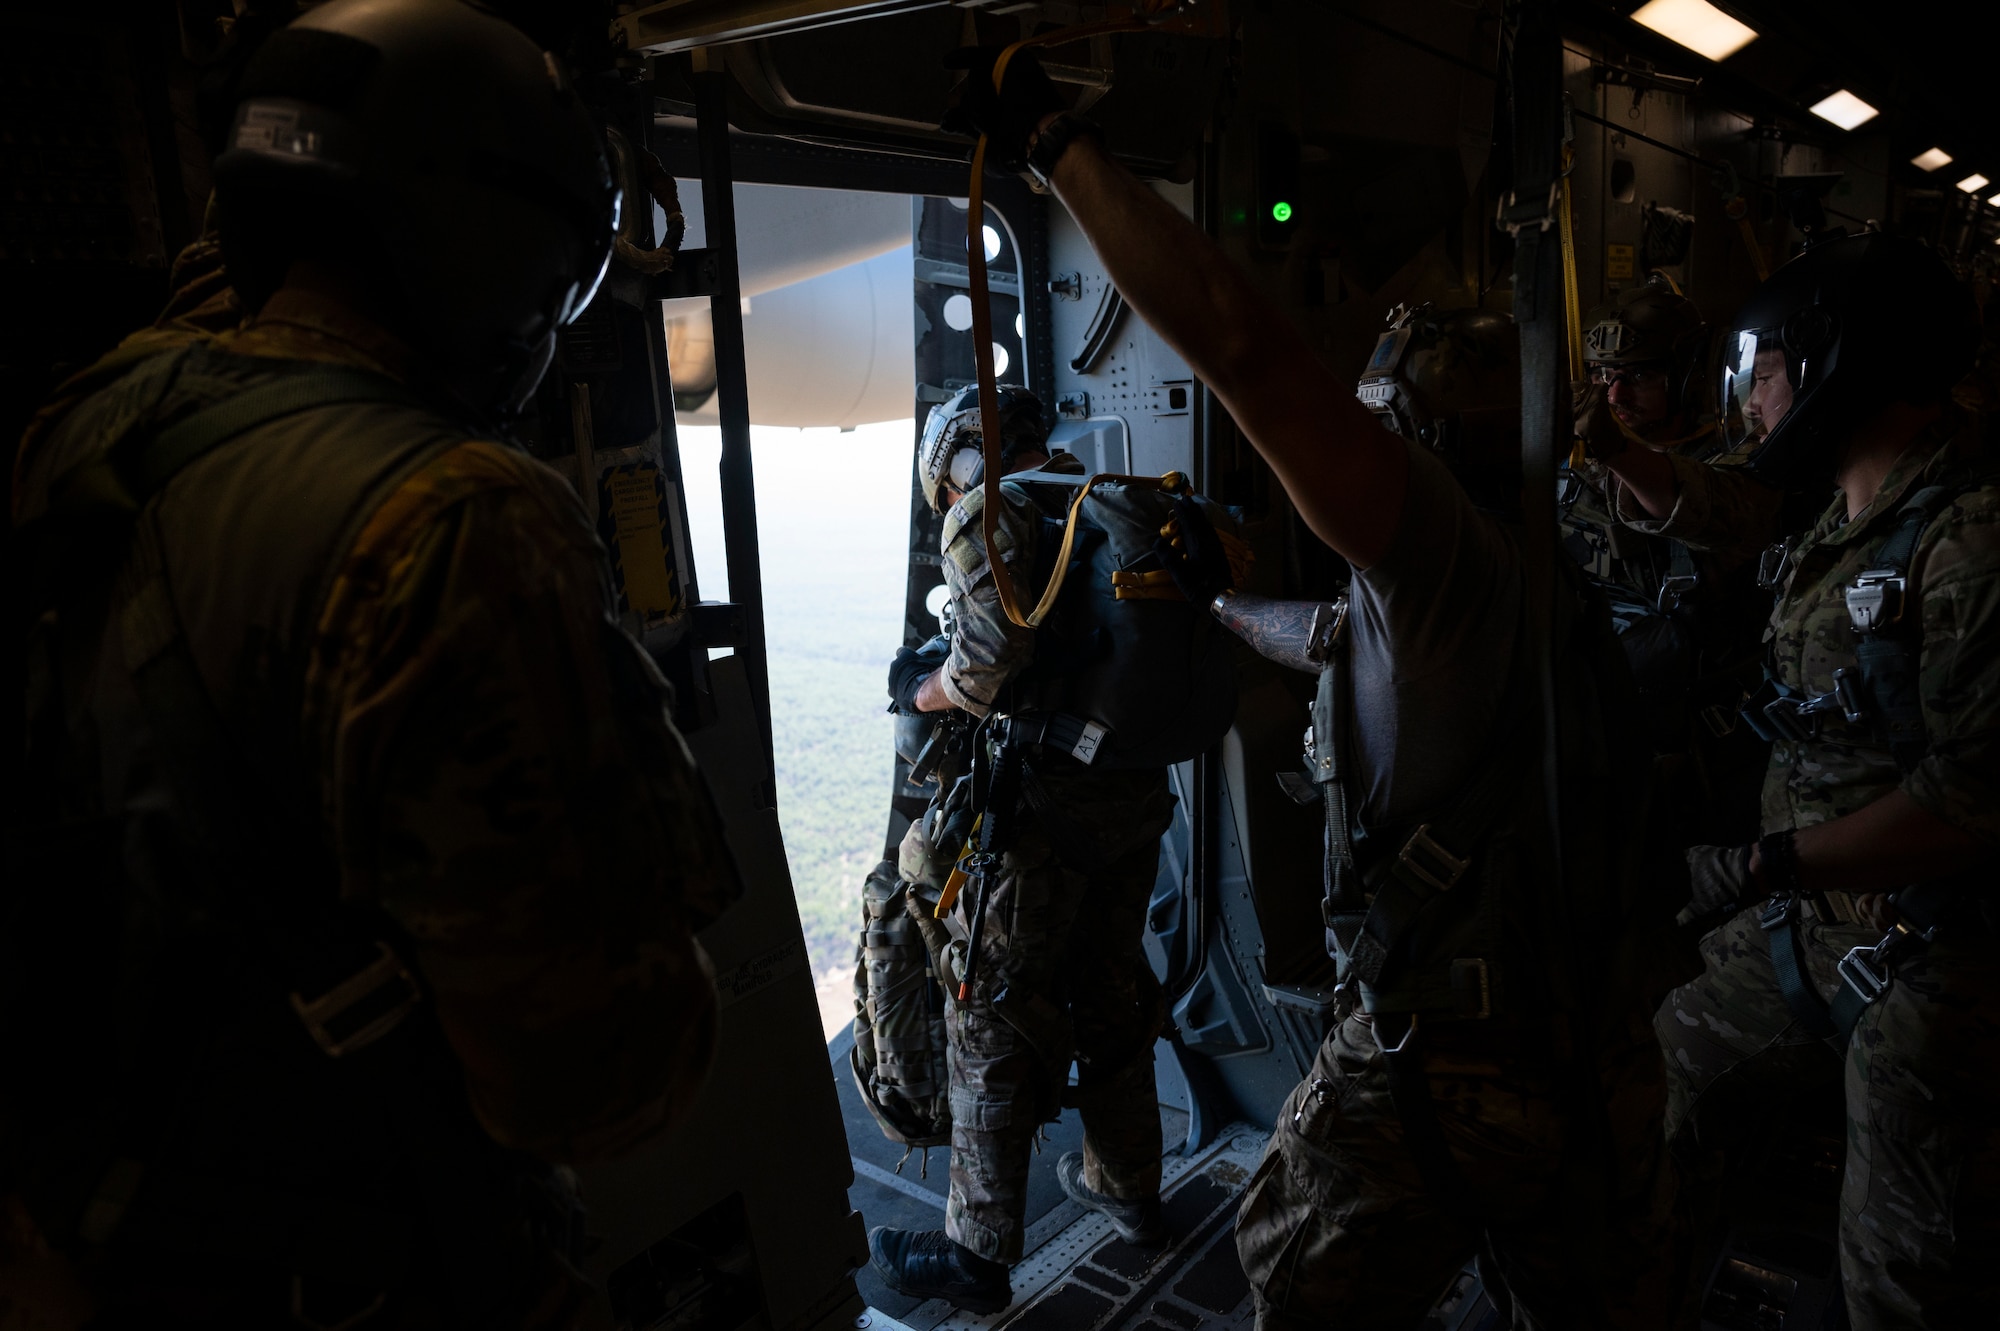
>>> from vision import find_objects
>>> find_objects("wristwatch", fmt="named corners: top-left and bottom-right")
top-left (1026, 112), bottom-right (1101, 189)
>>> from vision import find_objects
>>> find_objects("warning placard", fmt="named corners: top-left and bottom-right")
top-left (601, 464), bottom-right (680, 619)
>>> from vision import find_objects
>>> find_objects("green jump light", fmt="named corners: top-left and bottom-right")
top-left (1271, 200), bottom-right (1294, 223)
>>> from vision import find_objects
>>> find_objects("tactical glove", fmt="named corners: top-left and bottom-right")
top-left (887, 634), bottom-right (951, 715)
top-left (941, 46), bottom-right (1065, 172)
top-left (1677, 842), bottom-right (1755, 928)
top-left (1155, 494), bottom-right (1236, 607)
top-left (1571, 380), bottom-right (1628, 461)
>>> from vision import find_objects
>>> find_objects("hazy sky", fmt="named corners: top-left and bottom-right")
top-left (676, 419), bottom-right (915, 659)
top-left (676, 420), bottom-right (919, 983)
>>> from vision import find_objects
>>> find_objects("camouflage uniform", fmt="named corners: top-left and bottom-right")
top-left (911, 469), bottom-right (1174, 1265)
top-left (7, 239), bottom-right (732, 1322)
top-left (1642, 413), bottom-right (2000, 1326)
top-left (1236, 1010), bottom-right (1678, 1328)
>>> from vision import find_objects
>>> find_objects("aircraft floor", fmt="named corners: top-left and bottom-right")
top-left (830, 1031), bottom-right (1263, 1331)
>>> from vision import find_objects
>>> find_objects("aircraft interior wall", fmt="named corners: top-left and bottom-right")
top-left (7, 2), bottom-right (2000, 1329)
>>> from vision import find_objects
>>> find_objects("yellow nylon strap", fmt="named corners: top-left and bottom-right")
top-left (1736, 214), bottom-right (1770, 282)
top-left (1111, 569), bottom-right (1185, 601)
top-left (968, 4), bottom-right (1194, 628)
top-left (1557, 152), bottom-right (1588, 470)
top-left (935, 812), bottom-right (982, 917)
top-left (1020, 471), bottom-right (1185, 626)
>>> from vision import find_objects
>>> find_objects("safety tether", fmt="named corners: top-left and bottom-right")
top-left (1558, 147), bottom-right (1587, 469)
top-left (965, 2), bottom-right (1201, 629)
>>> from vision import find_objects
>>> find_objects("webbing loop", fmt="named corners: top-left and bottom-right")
top-left (1558, 147), bottom-right (1586, 469)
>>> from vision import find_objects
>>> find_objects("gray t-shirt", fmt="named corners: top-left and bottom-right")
top-left (1347, 441), bottom-right (1522, 828)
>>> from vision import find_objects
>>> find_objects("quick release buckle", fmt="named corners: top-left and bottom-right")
top-left (1556, 469), bottom-right (1585, 511)
top-left (1375, 1012), bottom-right (1421, 1055)
top-left (1832, 668), bottom-right (1868, 725)
top-left (1837, 921), bottom-right (1931, 1009)
top-left (1846, 570), bottom-right (1907, 634)
top-left (1756, 538), bottom-right (1796, 591)
top-left (1760, 688), bottom-right (1846, 743)
top-left (1835, 940), bottom-right (1894, 1007)
top-left (1758, 891), bottom-right (1798, 933)
top-left (1656, 573), bottom-right (1701, 615)
top-left (1398, 825), bottom-right (1470, 895)
top-left (289, 942), bottom-right (422, 1059)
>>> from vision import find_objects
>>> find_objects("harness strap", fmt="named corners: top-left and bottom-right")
top-left (49, 366), bottom-right (428, 519)
top-left (1757, 894), bottom-right (1838, 1041)
top-left (1359, 959), bottom-right (1493, 1020)
top-left (1760, 889), bottom-right (1943, 1051)
top-left (997, 709), bottom-right (1109, 765)
top-left (109, 368), bottom-right (445, 1052)
top-left (1311, 588), bottom-right (1514, 1223)
top-left (1844, 483), bottom-right (1954, 772)
top-left (30, 362), bottom-right (597, 1302)
top-left (1310, 629), bottom-right (1364, 964)
top-left (1658, 539), bottom-right (1700, 613)
top-left (1343, 727), bottom-right (1519, 995)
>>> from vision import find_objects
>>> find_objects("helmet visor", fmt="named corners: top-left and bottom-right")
top-left (1719, 328), bottom-right (1798, 452)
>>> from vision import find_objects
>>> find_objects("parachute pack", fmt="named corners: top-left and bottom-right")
top-left (943, 468), bottom-right (1247, 770)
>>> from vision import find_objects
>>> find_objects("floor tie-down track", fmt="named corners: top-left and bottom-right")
top-left (835, 1025), bottom-right (1264, 1331)
top-left (835, 1029), bottom-right (1503, 1331)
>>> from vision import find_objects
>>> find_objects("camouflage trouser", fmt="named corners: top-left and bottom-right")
top-left (1657, 904), bottom-right (2000, 1329)
top-left (939, 796), bottom-right (1169, 1264)
top-left (1235, 1010), bottom-right (1680, 1329)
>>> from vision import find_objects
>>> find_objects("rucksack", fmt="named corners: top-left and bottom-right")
top-left (5, 352), bottom-right (591, 1321)
top-left (848, 858), bottom-right (953, 1155)
top-left (945, 470), bottom-right (1244, 770)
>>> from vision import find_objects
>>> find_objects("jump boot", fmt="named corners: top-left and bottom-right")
top-left (868, 1227), bottom-right (1011, 1313)
top-left (1056, 1152), bottom-right (1166, 1245)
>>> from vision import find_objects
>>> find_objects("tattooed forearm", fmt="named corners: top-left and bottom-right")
top-left (1209, 592), bottom-right (1345, 675)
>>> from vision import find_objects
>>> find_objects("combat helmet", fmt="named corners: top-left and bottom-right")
top-left (1720, 233), bottom-right (1979, 490)
top-left (917, 383), bottom-right (1049, 513)
top-left (1582, 275), bottom-right (1709, 431)
top-left (211, 0), bottom-right (620, 414)
top-left (1356, 304), bottom-right (1521, 511)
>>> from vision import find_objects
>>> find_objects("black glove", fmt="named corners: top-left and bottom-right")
top-left (1676, 843), bottom-right (1755, 928)
top-left (941, 45), bottom-right (1065, 171)
top-left (887, 635), bottom-right (951, 715)
top-left (1571, 380), bottom-right (1629, 461)
top-left (1155, 494), bottom-right (1235, 607)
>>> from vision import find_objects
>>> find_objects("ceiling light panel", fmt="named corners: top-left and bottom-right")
top-left (1958, 173), bottom-right (1991, 193)
top-left (1808, 90), bottom-right (1880, 130)
top-left (1632, 0), bottom-right (1759, 62)
top-left (1911, 147), bottom-right (1954, 172)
